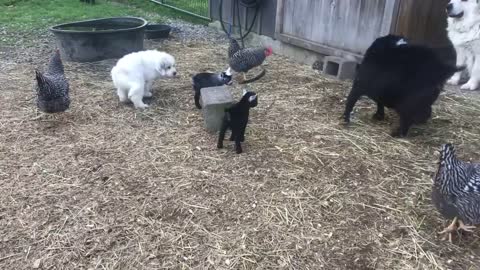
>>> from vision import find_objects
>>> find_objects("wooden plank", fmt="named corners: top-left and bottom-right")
top-left (259, 0), bottom-right (277, 37)
top-left (310, 0), bottom-right (325, 46)
top-left (330, 0), bottom-right (344, 47)
top-left (290, 0), bottom-right (312, 40)
top-left (394, 0), bottom-right (449, 46)
top-left (274, 0), bottom-right (285, 39)
top-left (256, 3), bottom-right (262, 34)
top-left (277, 33), bottom-right (364, 61)
top-left (383, 0), bottom-right (399, 34)
top-left (282, 0), bottom-right (295, 36)
top-left (276, 0), bottom-right (399, 55)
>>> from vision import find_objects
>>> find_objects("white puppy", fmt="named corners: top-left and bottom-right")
top-left (446, 0), bottom-right (480, 90)
top-left (111, 50), bottom-right (177, 109)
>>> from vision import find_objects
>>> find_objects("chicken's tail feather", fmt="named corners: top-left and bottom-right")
top-left (47, 50), bottom-right (65, 75)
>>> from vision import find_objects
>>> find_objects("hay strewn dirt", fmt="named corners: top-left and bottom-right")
top-left (1, 28), bottom-right (480, 270)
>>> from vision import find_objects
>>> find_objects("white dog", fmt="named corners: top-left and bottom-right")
top-left (446, 0), bottom-right (480, 90)
top-left (111, 50), bottom-right (177, 109)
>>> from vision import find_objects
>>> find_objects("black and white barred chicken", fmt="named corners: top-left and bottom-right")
top-left (228, 44), bottom-right (272, 82)
top-left (34, 50), bottom-right (70, 113)
top-left (432, 143), bottom-right (480, 241)
top-left (228, 36), bottom-right (241, 59)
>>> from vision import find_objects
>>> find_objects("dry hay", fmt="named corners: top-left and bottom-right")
top-left (1, 34), bottom-right (480, 270)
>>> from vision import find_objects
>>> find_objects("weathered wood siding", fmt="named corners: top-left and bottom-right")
top-left (394, 0), bottom-right (450, 46)
top-left (210, 0), bottom-right (278, 37)
top-left (210, 0), bottom-right (452, 60)
top-left (276, 0), bottom-right (398, 57)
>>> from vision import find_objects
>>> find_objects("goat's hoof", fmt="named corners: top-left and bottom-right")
top-left (391, 129), bottom-right (406, 138)
top-left (217, 144), bottom-right (223, 149)
top-left (372, 114), bottom-right (385, 121)
top-left (236, 149), bottom-right (243, 154)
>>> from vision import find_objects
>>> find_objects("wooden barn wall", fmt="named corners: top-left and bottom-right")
top-left (275, 0), bottom-right (398, 57)
top-left (210, 0), bottom-right (452, 59)
top-left (210, 0), bottom-right (278, 38)
top-left (393, 0), bottom-right (450, 47)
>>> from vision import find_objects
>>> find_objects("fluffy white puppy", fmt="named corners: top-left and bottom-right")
top-left (111, 50), bottom-right (177, 109)
top-left (446, 0), bottom-right (480, 90)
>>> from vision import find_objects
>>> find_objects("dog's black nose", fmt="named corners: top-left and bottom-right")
top-left (173, 71), bottom-right (177, 76)
top-left (446, 3), bottom-right (453, 13)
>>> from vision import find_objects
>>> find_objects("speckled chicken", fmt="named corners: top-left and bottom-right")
top-left (228, 36), bottom-right (241, 59)
top-left (229, 45), bottom-right (272, 81)
top-left (34, 50), bottom-right (70, 113)
top-left (432, 143), bottom-right (480, 241)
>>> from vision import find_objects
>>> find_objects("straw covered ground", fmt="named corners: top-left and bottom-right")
top-left (1, 25), bottom-right (480, 269)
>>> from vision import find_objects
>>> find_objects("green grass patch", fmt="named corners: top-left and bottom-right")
top-left (0, 0), bottom-right (207, 35)
top-left (111, 0), bottom-right (210, 23)
top-left (156, 0), bottom-right (209, 18)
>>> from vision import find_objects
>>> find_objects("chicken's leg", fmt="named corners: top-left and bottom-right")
top-left (458, 220), bottom-right (476, 232)
top-left (438, 217), bottom-right (458, 242)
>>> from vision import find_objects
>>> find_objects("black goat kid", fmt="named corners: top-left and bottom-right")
top-left (217, 90), bottom-right (258, 154)
top-left (192, 69), bottom-right (233, 109)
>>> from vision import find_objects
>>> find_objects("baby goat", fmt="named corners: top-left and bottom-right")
top-left (217, 89), bottom-right (258, 154)
top-left (192, 68), bottom-right (233, 109)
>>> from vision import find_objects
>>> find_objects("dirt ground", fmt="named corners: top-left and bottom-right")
top-left (1, 27), bottom-right (480, 269)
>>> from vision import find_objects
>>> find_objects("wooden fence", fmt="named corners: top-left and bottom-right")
top-left (275, 0), bottom-right (398, 59)
top-left (394, 0), bottom-right (450, 46)
top-left (210, 0), bottom-right (277, 37)
top-left (210, 0), bottom-right (451, 59)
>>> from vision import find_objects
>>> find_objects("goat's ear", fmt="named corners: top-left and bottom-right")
top-left (242, 89), bottom-right (247, 96)
top-left (249, 94), bottom-right (257, 102)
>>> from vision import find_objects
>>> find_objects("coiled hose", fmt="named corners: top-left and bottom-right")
top-left (219, 0), bottom-right (261, 48)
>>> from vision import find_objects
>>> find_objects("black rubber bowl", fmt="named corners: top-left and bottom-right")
top-left (50, 17), bottom-right (147, 62)
top-left (145, 24), bottom-right (171, 39)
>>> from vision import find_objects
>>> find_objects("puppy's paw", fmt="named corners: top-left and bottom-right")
top-left (447, 76), bottom-right (461, 85)
top-left (118, 96), bottom-right (128, 103)
top-left (460, 81), bottom-right (479, 91)
top-left (135, 103), bottom-right (149, 110)
top-left (143, 91), bottom-right (153, 98)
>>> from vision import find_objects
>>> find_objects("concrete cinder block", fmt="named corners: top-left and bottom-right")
top-left (201, 86), bottom-right (234, 133)
top-left (322, 56), bottom-right (358, 81)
